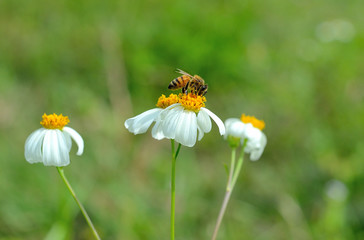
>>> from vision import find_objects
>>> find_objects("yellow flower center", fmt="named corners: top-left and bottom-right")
top-left (156, 94), bottom-right (179, 109)
top-left (156, 93), bottom-right (206, 112)
top-left (178, 93), bottom-right (206, 112)
top-left (40, 113), bottom-right (70, 130)
top-left (240, 114), bottom-right (265, 130)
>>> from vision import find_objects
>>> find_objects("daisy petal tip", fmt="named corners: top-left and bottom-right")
top-left (200, 108), bottom-right (225, 136)
top-left (219, 125), bottom-right (226, 135)
top-left (124, 120), bottom-right (130, 129)
top-left (63, 127), bottom-right (84, 156)
top-left (75, 141), bottom-right (84, 156)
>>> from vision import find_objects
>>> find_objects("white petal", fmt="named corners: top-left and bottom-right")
top-left (63, 127), bottom-right (84, 156)
top-left (243, 124), bottom-right (267, 161)
top-left (124, 108), bottom-right (162, 135)
top-left (197, 126), bottom-right (204, 141)
top-left (224, 118), bottom-right (242, 128)
top-left (224, 118), bottom-right (240, 129)
top-left (249, 132), bottom-right (267, 161)
top-left (25, 128), bottom-right (46, 164)
top-left (151, 118), bottom-right (165, 140)
top-left (162, 105), bottom-right (184, 139)
top-left (224, 118), bottom-right (245, 139)
top-left (243, 124), bottom-right (261, 142)
top-left (200, 108), bottom-right (225, 135)
top-left (249, 147), bottom-right (264, 161)
top-left (175, 110), bottom-right (197, 147)
top-left (55, 131), bottom-right (70, 166)
top-left (197, 110), bottom-right (212, 133)
top-left (42, 130), bottom-right (55, 166)
top-left (63, 131), bottom-right (72, 151)
top-left (42, 130), bottom-right (70, 166)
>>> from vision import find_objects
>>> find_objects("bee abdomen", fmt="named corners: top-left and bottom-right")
top-left (168, 75), bottom-right (190, 90)
top-left (168, 78), bottom-right (180, 89)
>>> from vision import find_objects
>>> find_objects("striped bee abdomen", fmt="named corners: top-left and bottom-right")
top-left (168, 75), bottom-right (190, 90)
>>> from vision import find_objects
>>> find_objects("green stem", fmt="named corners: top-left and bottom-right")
top-left (56, 167), bottom-right (101, 240)
top-left (226, 149), bottom-right (236, 191)
top-left (170, 141), bottom-right (182, 240)
top-left (229, 140), bottom-right (247, 190)
top-left (170, 140), bottom-right (176, 240)
top-left (211, 148), bottom-right (236, 240)
top-left (212, 141), bottom-right (247, 240)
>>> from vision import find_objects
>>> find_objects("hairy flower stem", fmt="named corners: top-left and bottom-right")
top-left (56, 167), bottom-right (101, 240)
top-left (170, 140), bottom-right (181, 240)
top-left (212, 141), bottom-right (246, 240)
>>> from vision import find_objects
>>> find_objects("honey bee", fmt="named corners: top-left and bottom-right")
top-left (168, 69), bottom-right (208, 96)
top-left (168, 73), bottom-right (191, 94)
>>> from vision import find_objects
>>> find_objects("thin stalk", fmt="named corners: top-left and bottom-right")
top-left (211, 148), bottom-right (236, 240)
top-left (229, 154), bottom-right (244, 191)
top-left (226, 149), bottom-right (236, 191)
top-left (212, 141), bottom-right (246, 240)
top-left (229, 140), bottom-right (247, 190)
top-left (170, 140), bottom-right (176, 240)
top-left (56, 167), bottom-right (101, 240)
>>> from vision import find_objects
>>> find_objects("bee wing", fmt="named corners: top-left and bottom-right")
top-left (176, 69), bottom-right (193, 78)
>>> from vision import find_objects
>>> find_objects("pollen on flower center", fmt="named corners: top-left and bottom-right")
top-left (156, 94), bottom-right (179, 109)
top-left (240, 114), bottom-right (265, 130)
top-left (40, 113), bottom-right (70, 130)
top-left (178, 93), bottom-right (206, 112)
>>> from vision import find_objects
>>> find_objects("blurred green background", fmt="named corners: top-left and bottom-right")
top-left (1, 0), bottom-right (363, 239)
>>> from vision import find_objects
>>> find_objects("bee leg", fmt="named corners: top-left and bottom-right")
top-left (182, 81), bottom-right (190, 95)
top-left (181, 86), bottom-right (186, 94)
top-left (199, 85), bottom-right (208, 96)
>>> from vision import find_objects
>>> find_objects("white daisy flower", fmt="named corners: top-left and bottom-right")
top-left (224, 114), bottom-right (267, 161)
top-left (125, 93), bottom-right (225, 147)
top-left (160, 93), bottom-right (225, 147)
top-left (25, 113), bottom-right (84, 167)
top-left (124, 94), bottom-right (179, 140)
